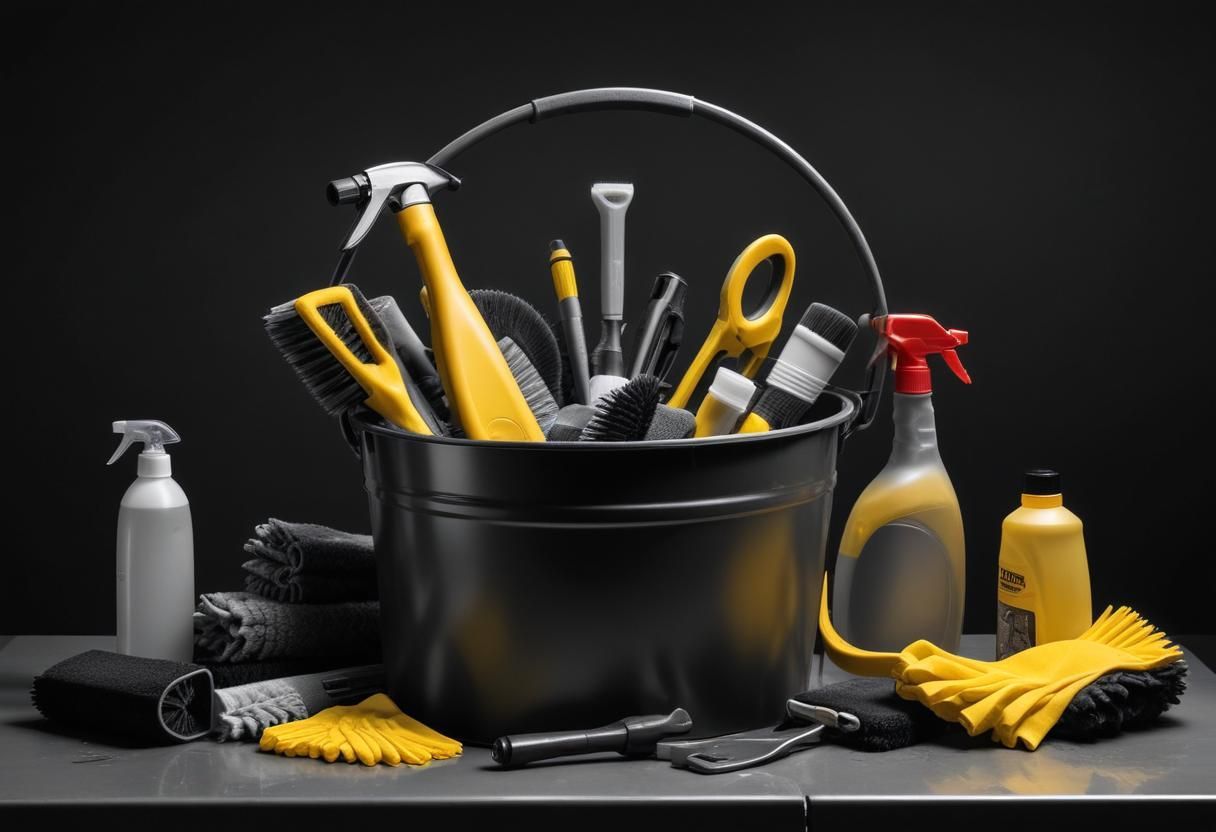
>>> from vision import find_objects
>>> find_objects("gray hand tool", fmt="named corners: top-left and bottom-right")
top-left (590, 182), bottom-right (634, 379)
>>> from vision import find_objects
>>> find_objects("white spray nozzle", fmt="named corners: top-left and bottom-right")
top-left (108, 420), bottom-right (181, 465)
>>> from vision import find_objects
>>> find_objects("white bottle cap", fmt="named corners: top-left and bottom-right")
top-left (708, 367), bottom-right (757, 412)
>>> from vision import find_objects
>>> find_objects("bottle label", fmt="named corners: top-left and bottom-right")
top-left (998, 566), bottom-right (1026, 595)
top-left (996, 601), bottom-right (1035, 659)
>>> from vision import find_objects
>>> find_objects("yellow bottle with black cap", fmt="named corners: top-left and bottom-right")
top-left (996, 469), bottom-right (1092, 659)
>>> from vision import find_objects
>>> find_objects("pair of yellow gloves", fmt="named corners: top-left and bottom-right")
top-left (259, 693), bottom-right (461, 766)
top-left (818, 578), bottom-right (1183, 750)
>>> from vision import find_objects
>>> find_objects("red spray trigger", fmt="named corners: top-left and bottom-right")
top-left (871, 314), bottom-right (971, 394)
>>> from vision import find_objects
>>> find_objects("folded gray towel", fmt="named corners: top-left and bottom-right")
top-left (241, 519), bottom-right (377, 604)
top-left (193, 592), bottom-right (380, 663)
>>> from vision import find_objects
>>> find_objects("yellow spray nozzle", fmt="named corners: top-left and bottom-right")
top-left (548, 240), bottom-right (578, 301)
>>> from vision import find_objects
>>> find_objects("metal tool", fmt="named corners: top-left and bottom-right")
top-left (656, 699), bottom-right (857, 774)
top-left (667, 234), bottom-right (796, 409)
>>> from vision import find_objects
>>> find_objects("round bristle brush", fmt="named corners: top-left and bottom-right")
top-left (579, 375), bottom-right (663, 441)
top-left (471, 289), bottom-right (564, 406)
top-left (741, 303), bottom-right (858, 432)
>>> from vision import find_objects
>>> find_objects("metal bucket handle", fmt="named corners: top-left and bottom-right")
top-left (427, 87), bottom-right (889, 434)
top-left (338, 88), bottom-right (889, 447)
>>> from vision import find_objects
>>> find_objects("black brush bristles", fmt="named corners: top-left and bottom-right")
top-left (801, 303), bottom-right (858, 354)
top-left (264, 284), bottom-right (386, 417)
top-left (471, 289), bottom-right (564, 405)
top-left (751, 387), bottom-right (810, 431)
top-left (580, 375), bottom-right (663, 441)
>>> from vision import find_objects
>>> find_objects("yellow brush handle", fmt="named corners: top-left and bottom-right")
top-left (817, 574), bottom-right (902, 678)
top-left (293, 286), bottom-right (433, 435)
top-left (667, 235), bottom-right (796, 409)
top-left (395, 203), bottom-right (544, 442)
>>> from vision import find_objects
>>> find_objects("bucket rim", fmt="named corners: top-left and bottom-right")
top-left (351, 388), bottom-right (856, 451)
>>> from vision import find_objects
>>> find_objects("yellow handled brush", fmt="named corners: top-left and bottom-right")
top-left (265, 285), bottom-right (435, 435)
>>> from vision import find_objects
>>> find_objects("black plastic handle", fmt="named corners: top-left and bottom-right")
top-left (426, 87), bottom-right (888, 432)
top-left (491, 707), bottom-right (693, 767)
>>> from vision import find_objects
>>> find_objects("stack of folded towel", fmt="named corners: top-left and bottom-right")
top-left (194, 519), bottom-right (381, 684)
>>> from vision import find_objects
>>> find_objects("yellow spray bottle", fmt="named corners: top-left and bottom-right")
top-left (833, 314), bottom-right (971, 652)
top-left (996, 469), bottom-right (1092, 659)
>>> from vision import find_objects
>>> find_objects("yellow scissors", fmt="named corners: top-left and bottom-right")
top-left (667, 234), bottom-right (795, 409)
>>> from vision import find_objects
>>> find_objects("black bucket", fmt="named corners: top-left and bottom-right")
top-left (340, 87), bottom-right (889, 743)
top-left (355, 392), bottom-right (854, 743)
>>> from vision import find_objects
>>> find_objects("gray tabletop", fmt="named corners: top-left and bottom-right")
top-left (1, 634), bottom-right (1213, 828)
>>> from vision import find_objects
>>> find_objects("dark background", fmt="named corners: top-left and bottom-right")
top-left (5, 2), bottom-right (1213, 640)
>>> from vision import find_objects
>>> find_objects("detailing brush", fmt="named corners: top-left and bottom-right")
top-left (471, 289), bottom-right (563, 405)
top-left (580, 375), bottom-right (663, 441)
top-left (499, 337), bottom-right (559, 435)
top-left (264, 284), bottom-right (439, 435)
top-left (740, 303), bottom-right (858, 433)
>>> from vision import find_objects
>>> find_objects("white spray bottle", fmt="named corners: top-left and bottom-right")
top-left (108, 420), bottom-right (194, 661)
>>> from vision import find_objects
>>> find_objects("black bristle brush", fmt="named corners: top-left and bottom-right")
top-left (471, 289), bottom-right (564, 406)
top-left (749, 303), bottom-right (858, 431)
top-left (580, 375), bottom-right (663, 441)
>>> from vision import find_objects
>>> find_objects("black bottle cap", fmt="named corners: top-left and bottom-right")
top-left (1024, 469), bottom-right (1061, 495)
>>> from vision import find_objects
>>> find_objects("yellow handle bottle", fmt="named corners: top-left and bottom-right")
top-left (996, 470), bottom-right (1092, 659)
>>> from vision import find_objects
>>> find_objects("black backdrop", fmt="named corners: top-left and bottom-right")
top-left (6, 2), bottom-right (1213, 636)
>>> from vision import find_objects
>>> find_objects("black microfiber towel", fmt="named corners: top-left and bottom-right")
top-left (31, 650), bottom-right (213, 745)
top-left (241, 519), bottom-right (376, 604)
top-left (1052, 662), bottom-right (1189, 741)
top-left (790, 677), bottom-right (945, 751)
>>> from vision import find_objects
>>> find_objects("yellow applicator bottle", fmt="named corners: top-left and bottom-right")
top-left (996, 470), bottom-right (1092, 659)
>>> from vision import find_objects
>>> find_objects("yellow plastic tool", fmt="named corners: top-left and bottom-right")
top-left (817, 576), bottom-right (1183, 749)
top-left (293, 286), bottom-right (433, 435)
top-left (667, 234), bottom-right (795, 409)
top-left (259, 693), bottom-right (462, 767)
top-left (394, 203), bottom-right (544, 441)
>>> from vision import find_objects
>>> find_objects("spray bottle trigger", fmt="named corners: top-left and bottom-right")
top-left (939, 349), bottom-right (972, 384)
top-left (107, 420), bottom-right (181, 465)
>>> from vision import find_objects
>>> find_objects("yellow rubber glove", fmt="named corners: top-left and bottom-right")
top-left (818, 577), bottom-right (1183, 750)
top-left (259, 693), bottom-right (461, 766)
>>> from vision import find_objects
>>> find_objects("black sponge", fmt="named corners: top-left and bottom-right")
top-left (32, 650), bottom-right (213, 745)
top-left (790, 677), bottom-right (945, 752)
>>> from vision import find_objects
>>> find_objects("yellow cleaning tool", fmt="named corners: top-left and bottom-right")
top-left (668, 234), bottom-right (795, 409)
top-left (272, 285), bottom-right (434, 435)
top-left (259, 693), bottom-right (461, 766)
top-left (818, 577), bottom-right (1183, 749)
top-left (395, 203), bottom-right (545, 441)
